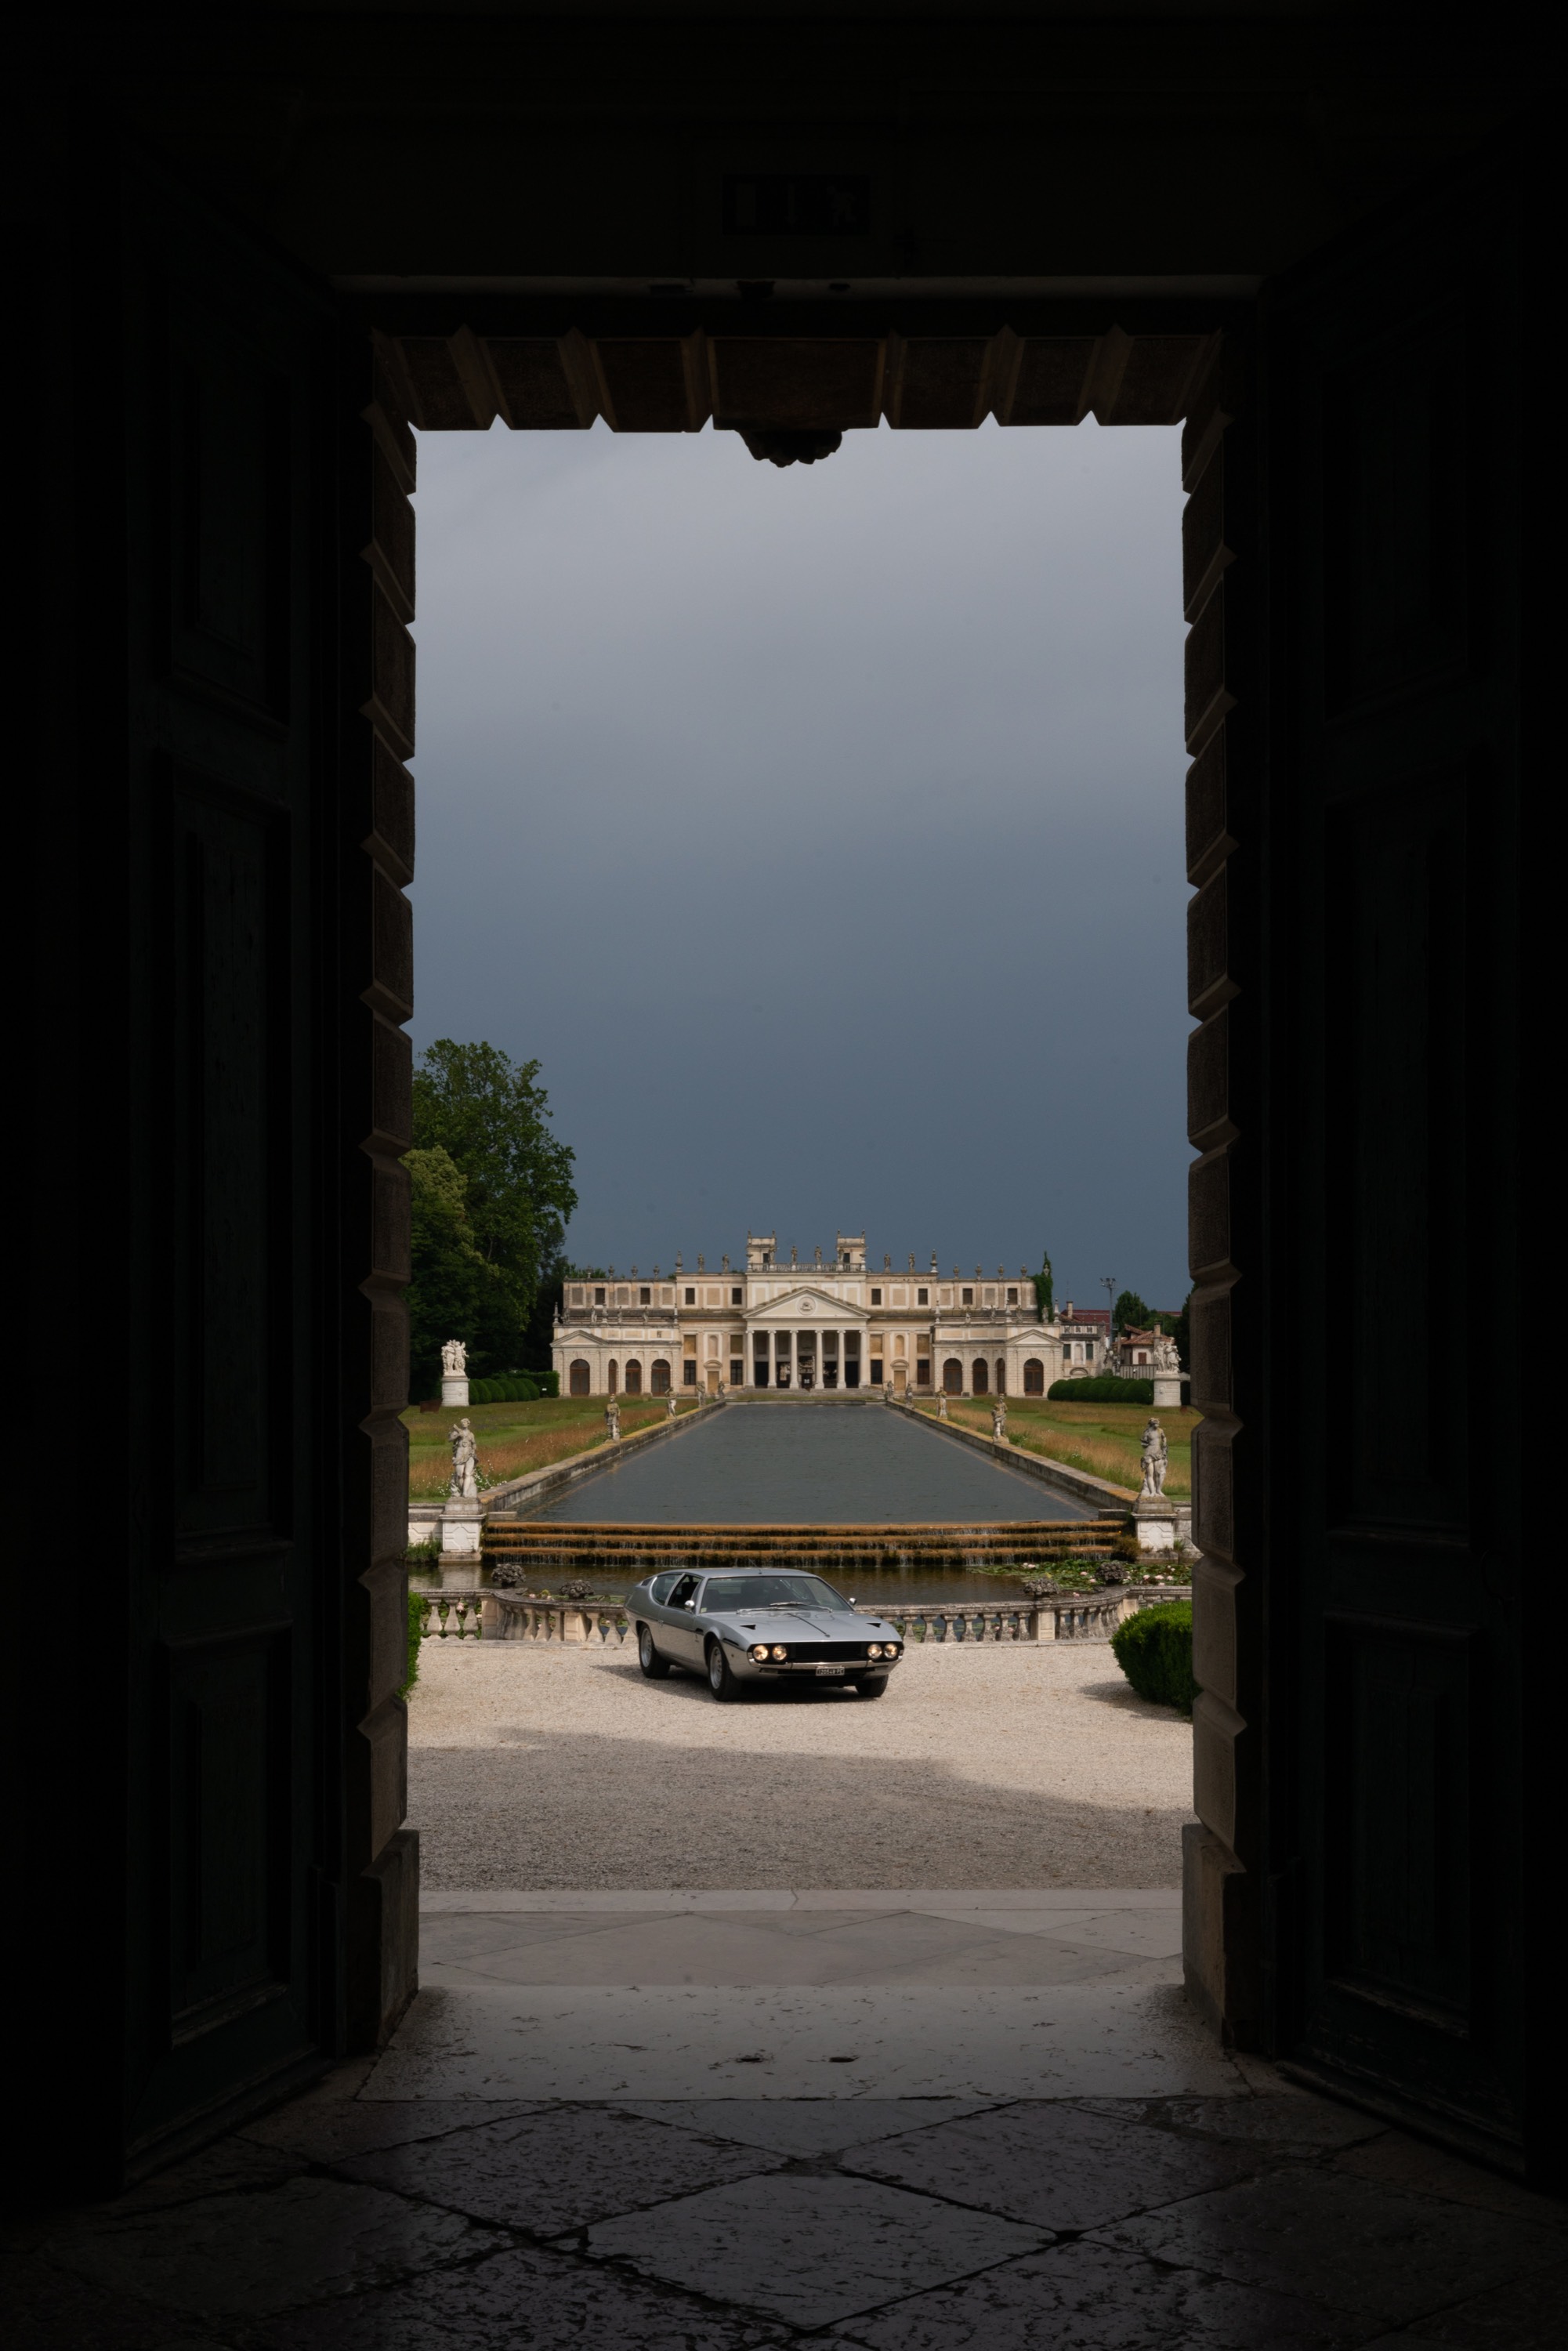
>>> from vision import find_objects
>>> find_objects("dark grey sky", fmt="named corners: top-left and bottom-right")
top-left (410, 416), bottom-right (1191, 1312)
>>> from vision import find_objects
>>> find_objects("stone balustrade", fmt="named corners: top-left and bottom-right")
top-left (418, 1592), bottom-right (485, 1641)
top-left (466, 1589), bottom-right (1191, 1648)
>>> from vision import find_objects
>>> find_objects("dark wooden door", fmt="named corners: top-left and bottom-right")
top-left (1262, 160), bottom-right (1539, 2168)
top-left (118, 172), bottom-right (339, 2164)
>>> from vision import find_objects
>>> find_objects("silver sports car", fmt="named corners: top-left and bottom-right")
top-left (628, 1567), bottom-right (904, 1701)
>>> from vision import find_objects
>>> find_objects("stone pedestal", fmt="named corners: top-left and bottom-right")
top-left (1152, 1372), bottom-right (1183, 1407)
top-left (441, 1374), bottom-right (470, 1407)
top-left (439, 1498), bottom-right (484, 1570)
top-left (1132, 1491), bottom-right (1193, 1553)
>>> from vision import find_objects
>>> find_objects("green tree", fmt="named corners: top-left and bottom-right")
top-left (411, 1040), bottom-right (578, 1376)
top-left (1114, 1288), bottom-right (1153, 1333)
top-left (405, 1146), bottom-right (495, 1394)
top-left (1034, 1248), bottom-right (1056, 1320)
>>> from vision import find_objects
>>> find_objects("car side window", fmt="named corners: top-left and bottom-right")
top-left (649, 1572), bottom-right (681, 1603)
top-left (668, 1574), bottom-right (700, 1609)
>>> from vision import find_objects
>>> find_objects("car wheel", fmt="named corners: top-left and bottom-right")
top-left (638, 1625), bottom-right (671, 1679)
top-left (707, 1639), bottom-right (743, 1701)
top-left (853, 1674), bottom-right (889, 1698)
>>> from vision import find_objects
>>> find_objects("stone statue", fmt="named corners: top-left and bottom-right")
top-left (1140, 1416), bottom-right (1169, 1495)
top-left (666, 1392), bottom-right (677, 1420)
top-left (884, 1380), bottom-right (894, 1402)
top-left (717, 1378), bottom-right (726, 1399)
top-left (606, 1396), bottom-right (621, 1441)
top-left (992, 1398), bottom-right (1008, 1442)
top-left (1153, 1332), bottom-right (1181, 1372)
top-left (937, 1391), bottom-right (949, 1421)
top-left (447, 1417), bottom-right (479, 1500)
top-left (440, 1338), bottom-right (467, 1376)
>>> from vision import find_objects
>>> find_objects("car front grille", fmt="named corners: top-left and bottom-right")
top-left (782, 1642), bottom-right (874, 1661)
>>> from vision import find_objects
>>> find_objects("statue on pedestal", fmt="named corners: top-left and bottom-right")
top-left (992, 1398), bottom-right (1008, 1443)
top-left (1140, 1416), bottom-right (1169, 1495)
top-left (666, 1392), bottom-right (678, 1420)
top-left (1152, 1332), bottom-right (1181, 1372)
top-left (447, 1418), bottom-right (479, 1501)
top-left (440, 1335), bottom-right (471, 1407)
top-left (937, 1392), bottom-right (949, 1421)
top-left (606, 1397), bottom-right (621, 1442)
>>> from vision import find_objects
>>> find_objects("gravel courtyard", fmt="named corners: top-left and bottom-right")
top-left (407, 1639), bottom-right (1194, 1891)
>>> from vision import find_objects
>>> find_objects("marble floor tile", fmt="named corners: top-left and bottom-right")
top-left (2, 2248), bottom-right (230, 2351)
top-left (837, 2235), bottom-right (1364, 2350)
top-left (1098, 2168), bottom-right (1568, 2327)
top-left (241, 2097), bottom-right (549, 2164)
top-left (619, 2098), bottom-right (999, 2157)
top-left (1077, 2091), bottom-right (1387, 2152)
top-left (1329, 2131), bottom-right (1568, 2233)
top-left (253, 2241), bottom-right (790, 2350)
top-left (425, 1920), bottom-right (1167, 1991)
top-left (337, 2103), bottom-right (784, 2232)
top-left (845, 2098), bottom-right (1265, 2230)
top-left (581, 2171), bottom-right (1048, 2329)
top-left (951, 1907), bottom-right (1186, 1957)
top-left (362, 1981), bottom-right (1245, 2101)
top-left (39, 2176), bottom-right (495, 2319)
top-left (1360, 2252), bottom-right (1568, 2347)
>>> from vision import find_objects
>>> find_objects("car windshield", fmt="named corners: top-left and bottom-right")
top-left (699, 1574), bottom-right (856, 1615)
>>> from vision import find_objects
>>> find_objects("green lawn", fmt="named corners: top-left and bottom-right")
top-left (404, 1394), bottom-right (696, 1499)
top-left (910, 1395), bottom-right (1196, 1498)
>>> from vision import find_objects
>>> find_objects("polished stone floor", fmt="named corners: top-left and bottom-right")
top-left (9, 1896), bottom-right (1565, 2348)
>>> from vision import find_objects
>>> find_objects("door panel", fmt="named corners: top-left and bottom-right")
top-left (1263, 161), bottom-right (1530, 2165)
top-left (121, 174), bottom-right (338, 2162)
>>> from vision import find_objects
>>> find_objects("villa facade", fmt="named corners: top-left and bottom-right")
top-left (552, 1230), bottom-right (1113, 1399)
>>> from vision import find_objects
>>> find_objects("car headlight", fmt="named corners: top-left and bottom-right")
top-left (771, 1643), bottom-right (788, 1661)
top-left (883, 1641), bottom-right (900, 1657)
top-left (867, 1643), bottom-right (884, 1657)
top-left (750, 1644), bottom-right (770, 1662)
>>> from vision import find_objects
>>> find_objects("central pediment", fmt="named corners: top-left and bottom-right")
top-left (744, 1284), bottom-right (869, 1324)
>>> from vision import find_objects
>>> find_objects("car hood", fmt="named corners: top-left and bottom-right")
top-left (707, 1607), bottom-right (899, 1639)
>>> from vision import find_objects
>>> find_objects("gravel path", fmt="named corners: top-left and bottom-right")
top-left (407, 1640), bottom-right (1193, 1892)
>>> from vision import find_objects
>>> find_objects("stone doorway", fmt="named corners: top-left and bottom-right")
top-left (29, 42), bottom-right (1544, 2190)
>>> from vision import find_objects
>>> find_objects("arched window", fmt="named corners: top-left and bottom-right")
top-left (995, 1359), bottom-right (1006, 1393)
top-left (625, 1360), bottom-right (643, 1394)
top-left (1023, 1357), bottom-right (1045, 1394)
top-left (943, 1357), bottom-right (963, 1393)
top-left (650, 1360), bottom-right (670, 1394)
top-left (972, 1359), bottom-right (989, 1395)
top-left (607, 1360), bottom-right (618, 1393)
top-left (569, 1360), bottom-right (590, 1396)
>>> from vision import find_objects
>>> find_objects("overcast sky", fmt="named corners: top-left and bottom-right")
top-left (409, 415), bottom-right (1192, 1312)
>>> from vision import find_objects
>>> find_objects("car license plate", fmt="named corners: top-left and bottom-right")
top-left (815, 1663), bottom-right (846, 1677)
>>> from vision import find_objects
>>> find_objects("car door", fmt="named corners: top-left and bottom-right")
top-left (658, 1572), bottom-right (704, 1666)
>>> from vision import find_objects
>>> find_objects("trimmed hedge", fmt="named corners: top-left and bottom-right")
top-left (466, 1371), bottom-right (560, 1404)
top-left (1110, 1601), bottom-right (1195, 1713)
top-left (402, 1592), bottom-right (429, 1699)
top-left (1048, 1375), bottom-right (1154, 1404)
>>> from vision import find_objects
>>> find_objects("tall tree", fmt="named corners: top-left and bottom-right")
top-left (404, 1147), bottom-right (495, 1393)
top-left (1034, 1248), bottom-right (1056, 1320)
top-left (411, 1040), bottom-right (578, 1375)
top-left (1114, 1288), bottom-right (1153, 1334)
